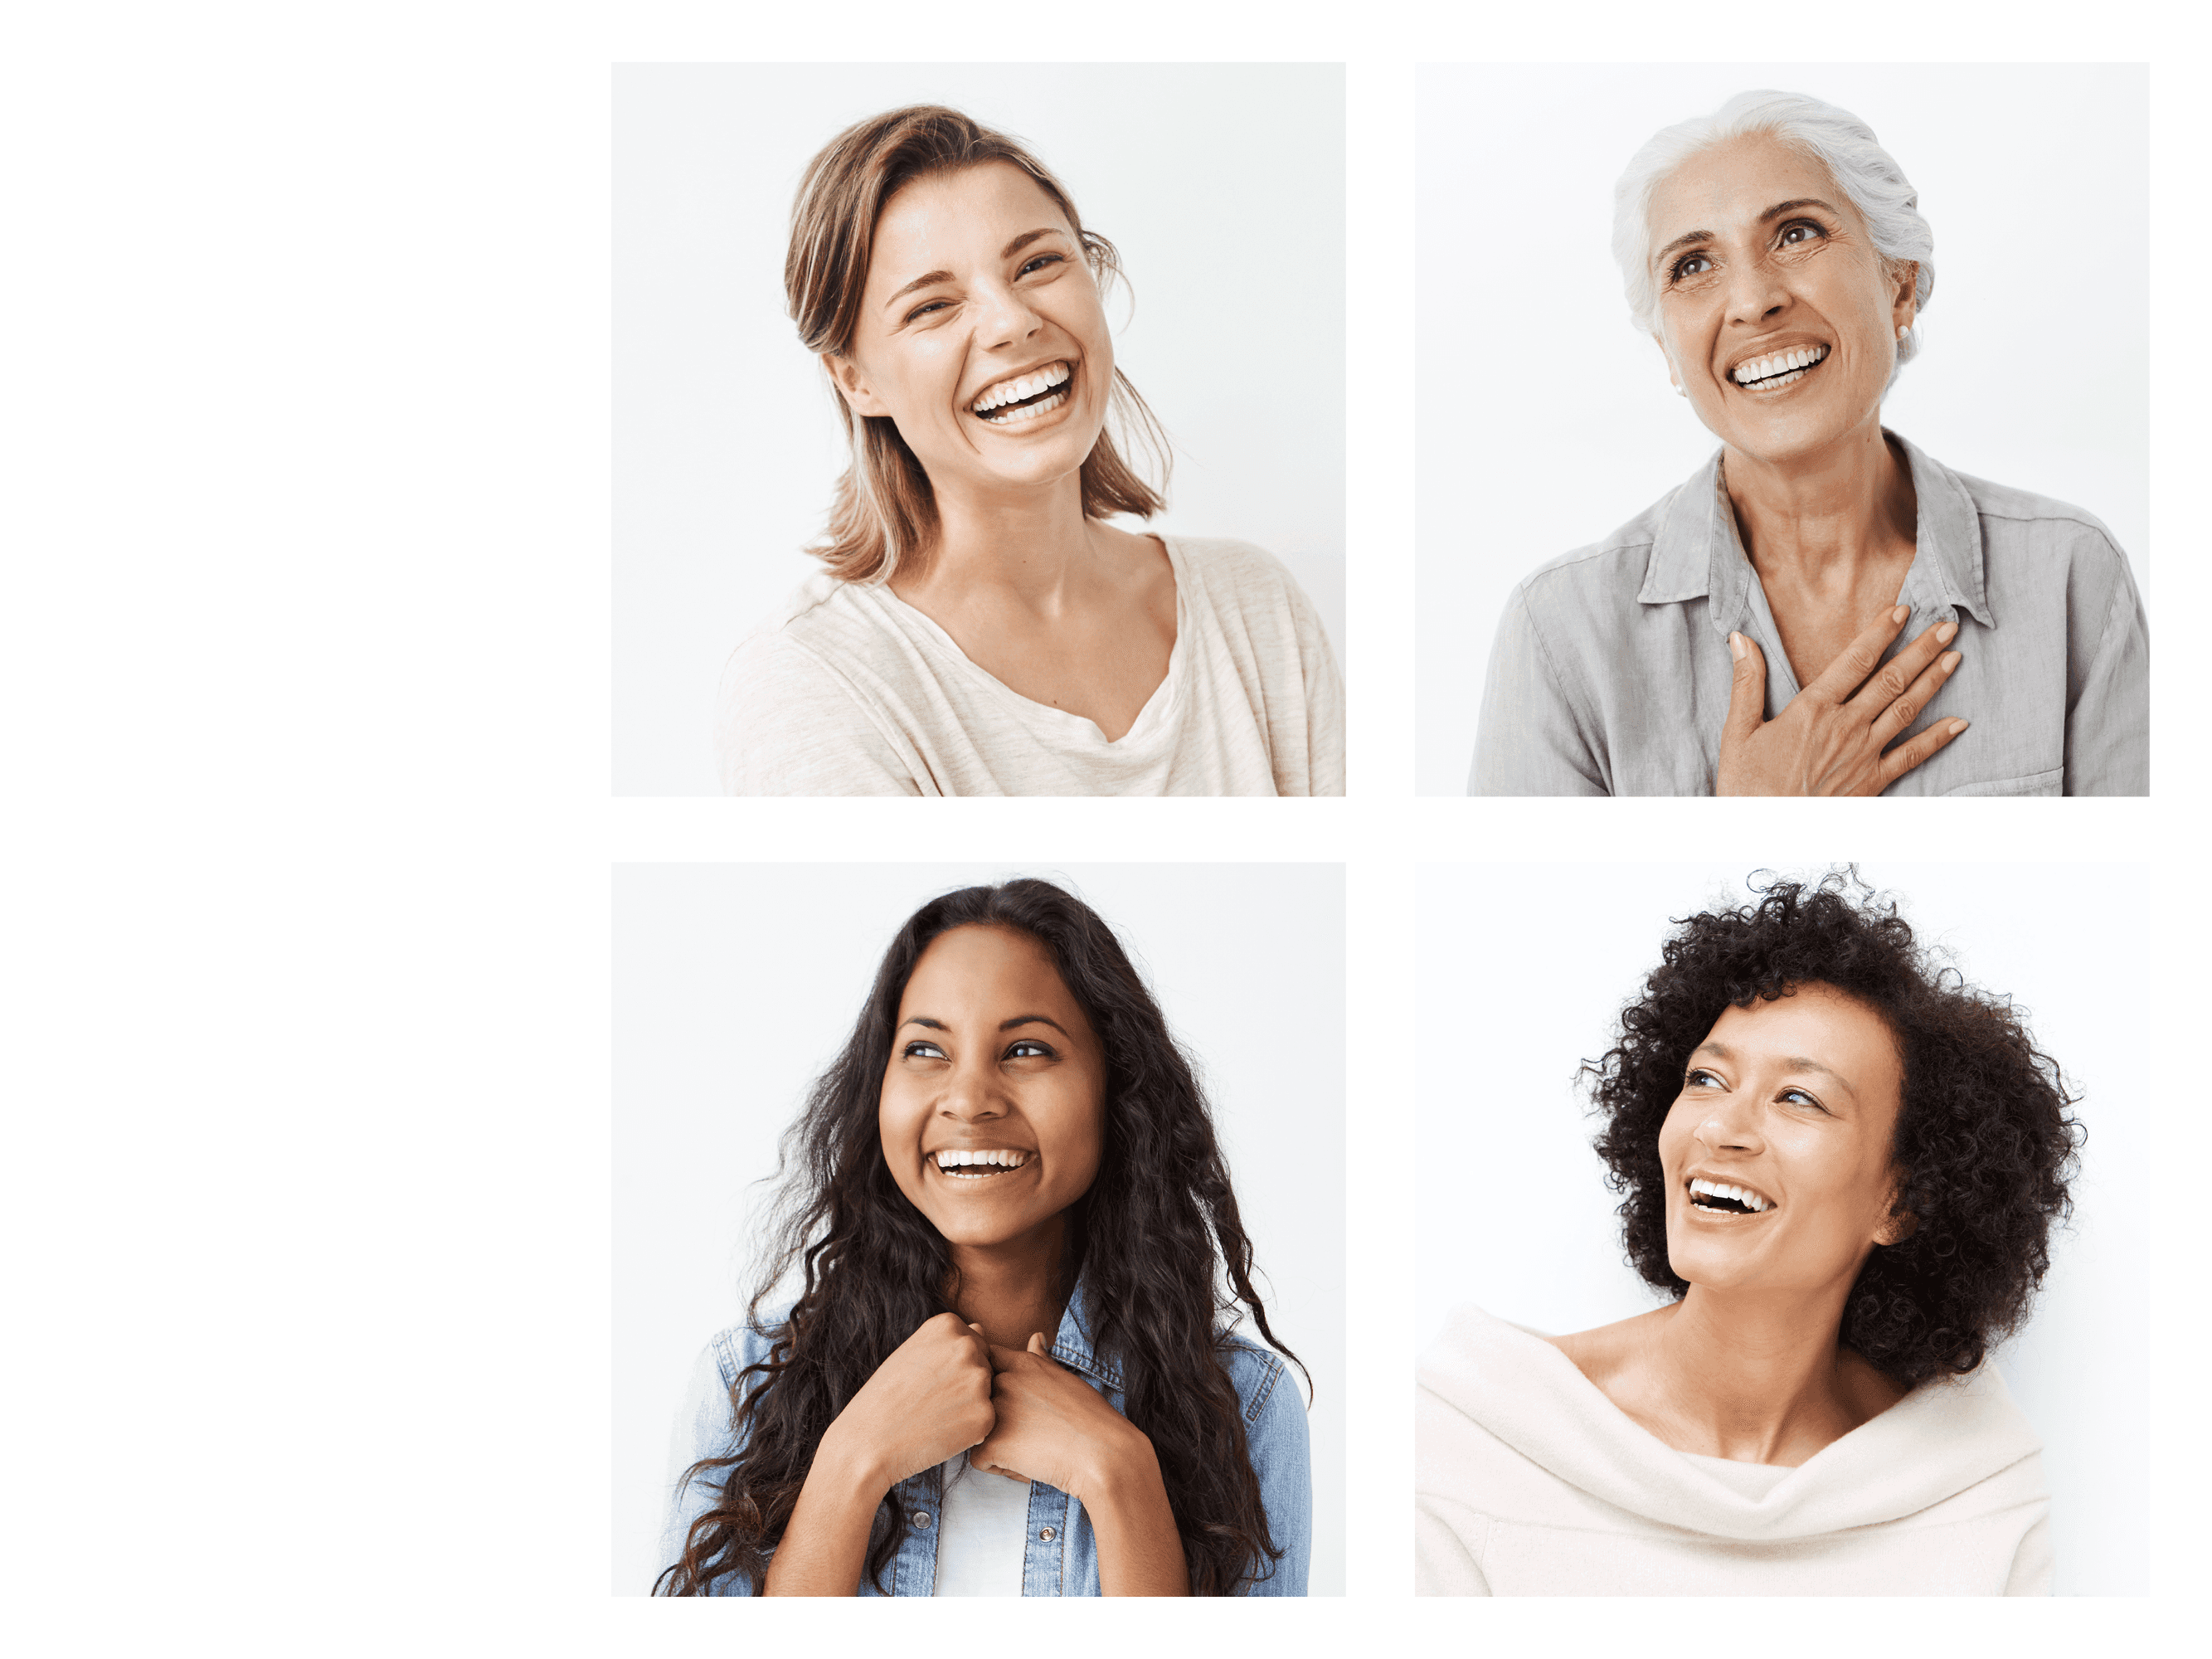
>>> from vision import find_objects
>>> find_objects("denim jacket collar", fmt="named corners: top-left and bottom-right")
top-left (1046, 1275), bottom-right (1122, 1393)
top-left (1637, 429), bottom-right (1995, 637)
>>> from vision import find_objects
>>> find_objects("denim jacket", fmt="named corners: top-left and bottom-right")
top-left (659, 1278), bottom-right (1310, 1594)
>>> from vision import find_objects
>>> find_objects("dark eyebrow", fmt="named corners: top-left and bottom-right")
top-left (1760, 197), bottom-right (1839, 224)
top-left (1652, 227), bottom-right (1714, 271)
top-left (882, 228), bottom-right (1068, 313)
top-left (897, 1014), bottom-right (1070, 1037)
top-left (1689, 1040), bottom-right (1858, 1101)
top-left (1652, 199), bottom-right (1842, 272)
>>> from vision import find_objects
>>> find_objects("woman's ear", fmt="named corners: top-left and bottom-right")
top-left (1890, 260), bottom-right (1919, 327)
top-left (1876, 1181), bottom-right (1918, 1246)
top-left (824, 353), bottom-right (890, 418)
top-left (1654, 335), bottom-right (1685, 398)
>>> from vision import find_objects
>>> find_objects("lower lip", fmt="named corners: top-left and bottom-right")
top-left (969, 368), bottom-right (1077, 432)
top-left (1731, 353), bottom-right (1828, 397)
top-left (1685, 1193), bottom-right (1776, 1223)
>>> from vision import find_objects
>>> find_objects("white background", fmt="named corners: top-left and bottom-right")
top-left (612, 863), bottom-right (1346, 1594)
top-left (615, 64), bottom-right (1346, 794)
top-left (1415, 65), bottom-right (2151, 795)
top-left (8, 1), bottom-right (2204, 1652)
top-left (1415, 861), bottom-right (2147, 1594)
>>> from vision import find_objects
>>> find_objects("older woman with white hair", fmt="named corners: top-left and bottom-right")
top-left (1470, 90), bottom-right (2147, 796)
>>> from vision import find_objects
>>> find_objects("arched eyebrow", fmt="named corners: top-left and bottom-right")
top-left (897, 1014), bottom-right (1071, 1036)
top-left (881, 227), bottom-right (1071, 312)
top-left (1651, 198), bottom-right (1843, 272)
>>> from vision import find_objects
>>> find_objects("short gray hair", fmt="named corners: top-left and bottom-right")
top-left (1613, 90), bottom-right (1935, 372)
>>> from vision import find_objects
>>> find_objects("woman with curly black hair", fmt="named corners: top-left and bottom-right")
top-left (1417, 871), bottom-right (2079, 1594)
top-left (657, 878), bottom-right (1309, 1595)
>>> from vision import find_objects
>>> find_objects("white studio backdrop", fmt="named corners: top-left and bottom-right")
top-left (613, 862), bottom-right (1347, 1593)
top-left (615, 64), bottom-right (1348, 795)
top-left (1413, 64), bottom-right (2150, 795)
top-left (1412, 860), bottom-right (2147, 1595)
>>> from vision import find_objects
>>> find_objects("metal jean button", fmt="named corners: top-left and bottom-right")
top-left (1038, 1526), bottom-right (1056, 1541)
top-left (912, 1511), bottom-right (932, 1529)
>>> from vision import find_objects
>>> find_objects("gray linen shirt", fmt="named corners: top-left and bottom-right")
top-left (1469, 432), bottom-right (2147, 796)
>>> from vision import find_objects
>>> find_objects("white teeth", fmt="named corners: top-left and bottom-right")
top-left (933, 1148), bottom-right (1031, 1177)
top-left (1732, 344), bottom-right (1828, 387)
top-left (1689, 1177), bottom-right (1773, 1213)
top-left (970, 361), bottom-right (1072, 416)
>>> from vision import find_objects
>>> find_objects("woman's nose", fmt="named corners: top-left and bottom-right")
top-left (975, 280), bottom-right (1043, 351)
top-left (1697, 1093), bottom-right (1762, 1152)
top-left (1723, 254), bottom-right (1789, 327)
top-left (938, 1065), bottom-right (1008, 1121)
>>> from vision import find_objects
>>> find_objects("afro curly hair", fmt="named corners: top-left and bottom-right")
top-left (1584, 868), bottom-right (2082, 1389)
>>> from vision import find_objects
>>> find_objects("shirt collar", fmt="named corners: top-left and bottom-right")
top-left (1048, 1273), bottom-right (1124, 1391)
top-left (1637, 430), bottom-right (1994, 634)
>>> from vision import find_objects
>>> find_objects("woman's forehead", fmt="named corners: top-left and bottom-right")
top-left (1647, 132), bottom-right (1850, 248)
top-left (901, 925), bottom-right (1074, 1007)
top-left (868, 162), bottom-right (1072, 284)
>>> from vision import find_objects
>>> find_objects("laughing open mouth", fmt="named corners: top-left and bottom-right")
top-left (969, 362), bottom-right (1072, 426)
top-left (932, 1148), bottom-right (1032, 1182)
top-left (1689, 1176), bottom-right (1774, 1214)
top-left (1731, 344), bottom-right (1829, 392)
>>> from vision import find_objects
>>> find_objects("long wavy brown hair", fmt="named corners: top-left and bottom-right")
top-left (655, 878), bottom-right (1301, 1595)
top-left (786, 105), bottom-right (1169, 584)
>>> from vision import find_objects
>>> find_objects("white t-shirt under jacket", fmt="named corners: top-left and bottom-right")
top-left (716, 536), bottom-right (1344, 796)
top-left (1415, 1304), bottom-right (2053, 1595)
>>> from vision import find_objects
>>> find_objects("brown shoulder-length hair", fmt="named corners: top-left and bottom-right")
top-left (786, 105), bottom-right (1169, 585)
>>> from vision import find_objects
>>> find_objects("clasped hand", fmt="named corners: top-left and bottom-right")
top-left (824, 1311), bottom-right (1135, 1501)
top-left (1716, 605), bottom-right (1968, 795)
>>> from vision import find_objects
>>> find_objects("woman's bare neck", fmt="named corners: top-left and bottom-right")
top-left (1547, 1292), bottom-right (1906, 1467)
top-left (1722, 421), bottom-right (1918, 590)
top-left (946, 1221), bottom-right (1070, 1351)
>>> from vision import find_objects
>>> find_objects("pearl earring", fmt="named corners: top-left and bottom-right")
top-left (1674, 384), bottom-right (1686, 397)
top-left (1897, 324), bottom-right (1911, 341)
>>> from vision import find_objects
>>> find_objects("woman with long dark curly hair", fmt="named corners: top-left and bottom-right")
top-left (1417, 870), bottom-right (2080, 1594)
top-left (657, 878), bottom-right (1310, 1595)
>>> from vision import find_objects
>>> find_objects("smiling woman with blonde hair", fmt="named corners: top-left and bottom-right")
top-left (717, 106), bottom-right (1344, 796)
top-left (1416, 873), bottom-right (2082, 1593)
top-left (1470, 90), bottom-right (2146, 796)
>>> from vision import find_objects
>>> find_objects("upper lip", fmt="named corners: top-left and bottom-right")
top-left (1685, 1170), bottom-right (1778, 1212)
top-left (966, 358), bottom-right (1073, 411)
top-left (1724, 338), bottom-right (1830, 385)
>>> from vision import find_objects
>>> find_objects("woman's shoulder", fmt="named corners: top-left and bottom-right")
top-left (1511, 482), bottom-right (1691, 605)
top-left (698, 1307), bottom-right (794, 1389)
top-left (1213, 1326), bottom-right (1300, 1418)
top-left (1161, 534), bottom-right (1319, 613)
top-left (717, 587), bottom-right (926, 795)
top-left (1417, 1302), bottom-right (1602, 1413)
top-left (1938, 463), bottom-right (2119, 538)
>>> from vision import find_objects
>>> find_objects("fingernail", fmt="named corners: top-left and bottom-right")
top-left (1941, 650), bottom-right (1960, 674)
top-left (1936, 620), bottom-right (1957, 645)
top-left (1728, 631), bottom-right (1746, 661)
top-left (1892, 605), bottom-right (1910, 624)
top-left (1949, 719), bottom-right (1970, 734)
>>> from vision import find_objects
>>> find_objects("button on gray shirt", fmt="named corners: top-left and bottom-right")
top-left (1468, 432), bottom-right (2148, 796)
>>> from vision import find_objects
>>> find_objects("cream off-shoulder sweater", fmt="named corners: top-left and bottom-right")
top-left (1415, 1304), bottom-right (2053, 1595)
